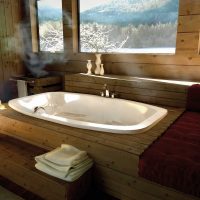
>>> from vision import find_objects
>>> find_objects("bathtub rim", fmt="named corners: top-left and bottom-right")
top-left (8, 92), bottom-right (168, 134)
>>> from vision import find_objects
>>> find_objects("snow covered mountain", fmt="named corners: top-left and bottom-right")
top-left (80, 0), bottom-right (179, 26)
top-left (38, 7), bottom-right (62, 23)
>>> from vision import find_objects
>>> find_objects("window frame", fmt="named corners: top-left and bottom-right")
top-left (72, 0), bottom-right (79, 53)
top-left (29, 0), bottom-right (65, 53)
top-left (29, 0), bottom-right (40, 53)
top-left (73, 0), bottom-right (179, 55)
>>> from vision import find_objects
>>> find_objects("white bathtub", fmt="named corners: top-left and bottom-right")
top-left (8, 92), bottom-right (167, 134)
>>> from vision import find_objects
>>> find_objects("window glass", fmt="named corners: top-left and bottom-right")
top-left (37, 0), bottom-right (64, 52)
top-left (79, 0), bottom-right (179, 54)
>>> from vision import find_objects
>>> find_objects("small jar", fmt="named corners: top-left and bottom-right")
top-left (86, 60), bottom-right (92, 75)
top-left (100, 64), bottom-right (104, 76)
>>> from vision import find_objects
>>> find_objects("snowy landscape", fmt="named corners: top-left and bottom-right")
top-left (37, 0), bottom-right (64, 52)
top-left (79, 0), bottom-right (179, 53)
top-left (37, 0), bottom-right (179, 53)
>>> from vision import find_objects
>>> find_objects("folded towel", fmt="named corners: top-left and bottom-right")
top-left (44, 145), bottom-right (87, 166)
top-left (35, 160), bottom-right (93, 182)
top-left (35, 154), bottom-right (91, 174)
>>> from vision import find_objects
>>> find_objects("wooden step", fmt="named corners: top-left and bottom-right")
top-left (0, 135), bottom-right (92, 200)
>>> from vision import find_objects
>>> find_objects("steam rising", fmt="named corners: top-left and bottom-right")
top-left (4, 4), bottom-right (72, 78)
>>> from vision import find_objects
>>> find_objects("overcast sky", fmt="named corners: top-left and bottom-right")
top-left (79, 0), bottom-right (112, 12)
top-left (38, 0), bottom-right (111, 11)
top-left (38, 0), bottom-right (62, 9)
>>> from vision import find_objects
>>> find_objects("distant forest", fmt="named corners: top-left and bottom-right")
top-left (80, 22), bottom-right (177, 52)
top-left (38, 7), bottom-right (63, 52)
top-left (79, 0), bottom-right (179, 52)
top-left (37, 0), bottom-right (179, 53)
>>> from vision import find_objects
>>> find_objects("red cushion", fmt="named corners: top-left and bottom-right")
top-left (187, 84), bottom-right (200, 112)
top-left (139, 111), bottom-right (200, 197)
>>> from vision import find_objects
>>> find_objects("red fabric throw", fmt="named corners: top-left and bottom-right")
top-left (187, 84), bottom-right (200, 111)
top-left (139, 112), bottom-right (200, 197)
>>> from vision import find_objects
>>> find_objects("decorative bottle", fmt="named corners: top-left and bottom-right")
top-left (94, 53), bottom-right (101, 75)
top-left (100, 64), bottom-right (104, 76)
top-left (86, 60), bottom-right (92, 75)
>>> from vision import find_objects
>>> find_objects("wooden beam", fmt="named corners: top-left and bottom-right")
top-left (29, 0), bottom-right (39, 53)
top-left (71, 0), bottom-right (79, 53)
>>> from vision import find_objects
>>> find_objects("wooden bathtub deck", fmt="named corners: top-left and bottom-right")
top-left (0, 106), bottom-right (186, 200)
top-left (0, 106), bottom-right (183, 156)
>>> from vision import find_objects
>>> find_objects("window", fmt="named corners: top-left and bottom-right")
top-left (78, 0), bottom-right (179, 54)
top-left (37, 0), bottom-right (64, 52)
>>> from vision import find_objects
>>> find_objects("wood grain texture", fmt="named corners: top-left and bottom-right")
top-left (179, 0), bottom-right (200, 15)
top-left (0, 105), bottom-right (184, 200)
top-left (29, 0), bottom-right (39, 53)
top-left (0, 135), bottom-right (92, 200)
top-left (27, 76), bottom-right (63, 94)
top-left (64, 73), bottom-right (188, 107)
top-left (0, 0), bottom-right (25, 82)
top-left (95, 165), bottom-right (199, 200)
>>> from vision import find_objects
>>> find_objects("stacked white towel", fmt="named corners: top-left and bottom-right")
top-left (35, 144), bottom-right (93, 182)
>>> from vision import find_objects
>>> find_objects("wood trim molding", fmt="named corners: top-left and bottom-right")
top-left (29, 0), bottom-right (39, 53)
top-left (198, 31), bottom-right (200, 54)
top-left (72, 0), bottom-right (79, 53)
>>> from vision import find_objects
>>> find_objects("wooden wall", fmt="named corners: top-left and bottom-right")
top-left (64, 74), bottom-right (188, 108)
top-left (1, 1), bottom-right (199, 82)
top-left (46, 0), bottom-right (200, 82)
top-left (0, 0), bottom-right (25, 82)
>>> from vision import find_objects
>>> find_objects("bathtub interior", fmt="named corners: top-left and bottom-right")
top-left (14, 92), bottom-right (160, 126)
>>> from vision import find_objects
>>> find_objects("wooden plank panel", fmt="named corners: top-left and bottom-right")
top-left (64, 74), bottom-right (189, 93)
top-left (0, 105), bottom-right (183, 178)
top-left (8, 0), bottom-right (17, 78)
top-left (71, 0), bottom-right (78, 52)
top-left (178, 15), bottom-right (200, 33)
top-left (0, 1), bottom-right (5, 38)
top-left (30, 0), bottom-right (39, 53)
top-left (2, 0), bottom-right (10, 81)
top-left (0, 0), bottom-right (24, 82)
top-left (62, 53), bottom-right (200, 67)
top-left (65, 0), bottom-right (72, 12)
top-left (66, 86), bottom-right (186, 107)
top-left (0, 0), bottom-right (7, 38)
top-left (176, 33), bottom-right (199, 49)
top-left (11, 0), bottom-right (18, 61)
top-left (0, 55), bottom-right (4, 81)
top-left (179, 0), bottom-right (200, 15)
top-left (1, 102), bottom-right (184, 155)
top-left (96, 177), bottom-right (160, 200)
top-left (64, 73), bottom-right (188, 105)
top-left (66, 81), bottom-right (186, 100)
top-left (0, 137), bottom-right (66, 200)
top-left (13, 0), bottom-right (24, 76)
top-left (29, 85), bottom-right (62, 94)
top-left (0, 0), bottom-right (4, 83)
top-left (0, 106), bottom-right (185, 200)
top-left (0, 114), bottom-right (140, 177)
top-left (95, 165), bottom-right (199, 200)
top-left (31, 76), bottom-right (62, 86)
top-left (103, 63), bottom-right (200, 81)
